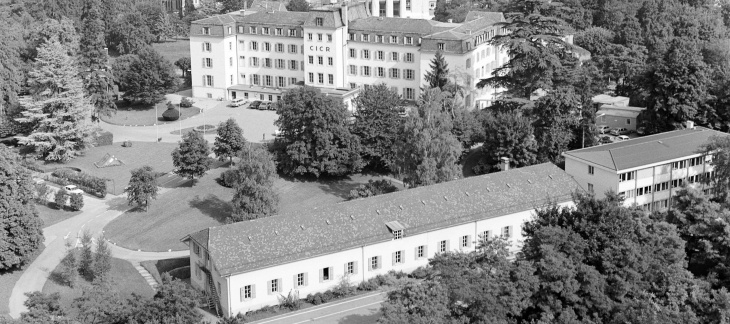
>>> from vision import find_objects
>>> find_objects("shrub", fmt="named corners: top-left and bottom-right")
top-left (321, 290), bottom-right (335, 303)
top-left (34, 182), bottom-right (50, 204)
top-left (162, 102), bottom-right (181, 121)
top-left (219, 169), bottom-right (238, 188)
top-left (69, 193), bottom-right (84, 211)
top-left (93, 130), bottom-right (113, 146)
top-left (54, 188), bottom-right (67, 209)
top-left (348, 179), bottom-right (398, 200)
top-left (21, 159), bottom-right (45, 173)
top-left (51, 169), bottom-right (107, 198)
top-left (357, 279), bottom-right (379, 291)
top-left (180, 97), bottom-right (194, 108)
top-left (332, 275), bottom-right (356, 298)
top-left (409, 266), bottom-right (429, 279)
top-left (122, 140), bottom-right (133, 147)
top-left (277, 290), bottom-right (301, 310)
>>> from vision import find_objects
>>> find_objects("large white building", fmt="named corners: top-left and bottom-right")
top-left (182, 163), bottom-right (580, 316)
top-left (563, 125), bottom-right (728, 211)
top-left (189, 3), bottom-right (508, 110)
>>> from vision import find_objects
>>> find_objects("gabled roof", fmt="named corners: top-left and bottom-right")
top-left (348, 17), bottom-right (451, 35)
top-left (194, 14), bottom-right (238, 25)
top-left (248, 0), bottom-right (287, 12)
top-left (185, 163), bottom-right (579, 276)
top-left (236, 11), bottom-right (309, 26)
top-left (563, 127), bottom-right (728, 171)
top-left (465, 11), bottom-right (504, 23)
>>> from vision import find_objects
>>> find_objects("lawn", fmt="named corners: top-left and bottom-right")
top-left (0, 250), bottom-right (42, 318)
top-left (152, 38), bottom-right (190, 68)
top-left (36, 203), bottom-right (82, 228)
top-left (104, 166), bottom-right (397, 251)
top-left (58, 142), bottom-right (179, 195)
top-left (42, 256), bottom-right (154, 316)
top-left (101, 102), bottom-right (201, 126)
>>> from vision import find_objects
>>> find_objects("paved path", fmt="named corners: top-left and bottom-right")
top-left (100, 94), bottom-right (278, 144)
top-left (249, 292), bottom-right (386, 324)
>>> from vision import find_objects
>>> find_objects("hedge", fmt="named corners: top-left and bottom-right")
top-left (50, 169), bottom-right (107, 198)
top-left (92, 130), bottom-right (114, 146)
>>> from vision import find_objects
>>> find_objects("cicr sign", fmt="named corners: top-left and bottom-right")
top-left (310, 46), bottom-right (331, 52)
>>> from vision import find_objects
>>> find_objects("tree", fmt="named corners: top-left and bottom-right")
top-left (174, 57), bottom-right (191, 78)
top-left (474, 110), bottom-right (538, 174)
top-left (69, 193), bottom-right (84, 211)
top-left (392, 88), bottom-right (462, 187)
top-left (129, 274), bottom-right (202, 324)
top-left (349, 179), bottom-right (398, 200)
top-left (351, 83), bottom-right (403, 170)
top-left (113, 46), bottom-right (179, 105)
top-left (0, 24), bottom-right (24, 117)
top-left (78, 0), bottom-right (116, 118)
top-left (17, 40), bottom-right (94, 162)
top-left (228, 144), bottom-right (279, 222)
top-left (78, 230), bottom-right (93, 280)
top-left (213, 118), bottom-right (245, 164)
top-left (286, 0), bottom-right (310, 11)
top-left (532, 87), bottom-right (579, 163)
top-left (108, 11), bottom-right (154, 54)
top-left (73, 280), bottom-right (123, 324)
top-left (21, 292), bottom-right (67, 324)
top-left (58, 242), bottom-right (78, 287)
top-left (221, 0), bottom-right (246, 13)
top-left (93, 235), bottom-right (112, 281)
top-left (0, 146), bottom-right (44, 270)
top-left (124, 165), bottom-right (159, 210)
top-left (433, 0), bottom-right (472, 23)
top-left (25, 17), bottom-right (80, 60)
top-left (172, 130), bottom-right (213, 181)
top-left (378, 281), bottom-right (453, 324)
top-left (54, 188), bottom-right (68, 209)
top-left (274, 86), bottom-right (363, 177)
top-left (424, 51), bottom-right (450, 90)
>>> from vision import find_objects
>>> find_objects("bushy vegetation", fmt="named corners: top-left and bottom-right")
top-left (162, 102), bottom-right (181, 121)
top-left (51, 168), bottom-right (107, 197)
top-left (348, 179), bottom-right (398, 200)
top-left (180, 97), bottom-right (194, 108)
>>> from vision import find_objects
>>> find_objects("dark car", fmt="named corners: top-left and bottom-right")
top-left (261, 102), bottom-right (272, 110)
top-left (600, 135), bottom-right (613, 144)
top-left (249, 100), bottom-right (262, 109)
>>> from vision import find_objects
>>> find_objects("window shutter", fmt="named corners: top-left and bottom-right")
top-left (240, 287), bottom-right (245, 302)
top-left (353, 261), bottom-right (358, 274)
top-left (467, 235), bottom-right (472, 248)
top-left (202, 75), bottom-right (205, 86)
top-left (293, 274), bottom-right (298, 288)
top-left (319, 268), bottom-right (324, 282)
top-left (392, 252), bottom-right (396, 266)
top-left (414, 246), bottom-right (418, 260)
top-left (344, 263), bottom-right (348, 275)
top-left (377, 256), bottom-right (382, 269)
top-left (446, 240), bottom-right (450, 251)
top-left (329, 267), bottom-right (333, 279)
top-left (202, 58), bottom-right (205, 67)
top-left (267, 280), bottom-right (272, 295)
top-left (401, 250), bottom-right (405, 262)
top-left (304, 272), bottom-right (309, 286)
top-left (368, 258), bottom-right (372, 271)
top-left (278, 278), bottom-right (282, 292)
top-left (424, 245), bottom-right (428, 257)
top-left (251, 284), bottom-right (256, 298)
top-left (211, 76), bottom-right (214, 87)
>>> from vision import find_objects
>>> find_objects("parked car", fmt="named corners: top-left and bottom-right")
top-left (64, 185), bottom-right (83, 194)
top-left (249, 100), bottom-right (262, 109)
top-left (600, 135), bottom-right (614, 144)
top-left (261, 102), bottom-right (272, 110)
top-left (616, 135), bottom-right (630, 141)
top-left (597, 125), bottom-right (610, 134)
top-left (267, 102), bottom-right (278, 111)
top-left (228, 98), bottom-right (247, 107)
top-left (636, 126), bottom-right (646, 136)
top-left (610, 127), bottom-right (630, 136)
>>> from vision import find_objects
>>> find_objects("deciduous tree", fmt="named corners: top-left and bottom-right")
top-left (0, 146), bottom-right (44, 270)
top-left (275, 86), bottom-right (363, 177)
top-left (228, 145), bottom-right (279, 222)
top-left (351, 83), bottom-right (403, 170)
top-left (69, 193), bottom-right (84, 211)
top-left (214, 118), bottom-right (245, 165)
top-left (125, 165), bottom-right (159, 210)
top-left (378, 281), bottom-right (453, 324)
top-left (286, 0), bottom-right (310, 11)
top-left (109, 11), bottom-right (154, 54)
top-left (474, 110), bottom-right (538, 174)
top-left (21, 292), bottom-right (67, 324)
top-left (172, 130), bottom-right (213, 181)
top-left (113, 46), bottom-right (179, 105)
top-left (174, 57), bottom-right (191, 77)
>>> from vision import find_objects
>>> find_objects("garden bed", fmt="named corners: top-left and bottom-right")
top-left (101, 101), bottom-right (201, 126)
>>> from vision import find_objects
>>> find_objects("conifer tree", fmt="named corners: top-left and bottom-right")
top-left (78, 230), bottom-right (93, 280)
top-left (93, 235), bottom-right (112, 281)
top-left (17, 40), bottom-right (94, 162)
top-left (424, 51), bottom-right (450, 90)
top-left (79, 0), bottom-right (117, 118)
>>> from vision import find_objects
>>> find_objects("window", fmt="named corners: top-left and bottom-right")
top-left (481, 230), bottom-right (492, 240)
top-left (274, 28), bottom-right (282, 36)
top-left (369, 256), bottom-right (380, 270)
top-left (204, 75), bottom-right (214, 86)
top-left (439, 240), bottom-right (448, 252)
top-left (238, 26), bottom-right (244, 33)
top-left (466, 58), bottom-right (471, 68)
top-left (318, 73), bottom-right (324, 84)
top-left (264, 75), bottom-right (272, 86)
top-left (390, 68), bottom-right (399, 79)
top-left (376, 50), bottom-right (384, 60)
top-left (250, 26), bottom-right (257, 34)
top-left (252, 74), bottom-right (260, 85)
top-left (690, 156), bottom-right (704, 166)
top-left (672, 160), bottom-right (687, 170)
top-left (362, 34), bottom-right (369, 42)
top-left (416, 245), bottom-right (426, 258)
top-left (250, 41), bottom-right (258, 50)
top-left (390, 35), bottom-right (398, 43)
top-left (296, 273), bottom-right (306, 287)
top-left (362, 50), bottom-right (370, 59)
top-left (218, 282), bottom-right (221, 296)
top-left (406, 0), bottom-right (411, 10)
top-left (405, 36), bottom-right (413, 45)
top-left (376, 67), bottom-right (385, 77)
top-left (289, 29), bottom-right (297, 37)
top-left (289, 60), bottom-right (298, 70)
top-left (308, 33), bottom-right (313, 40)
top-left (275, 43), bottom-right (284, 52)
top-left (349, 33), bottom-right (355, 41)
top-left (202, 27), bottom-right (210, 35)
top-left (264, 58), bottom-right (271, 68)
top-left (502, 226), bottom-right (512, 238)
top-left (203, 58), bottom-right (212, 68)
top-left (193, 243), bottom-right (200, 256)
top-left (393, 229), bottom-right (403, 240)
top-left (195, 265), bottom-right (201, 278)
top-left (269, 279), bottom-right (280, 294)
top-left (461, 235), bottom-right (470, 248)
top-left (588, 183), bottom-right (594, 193)
top-left (308, 56), bottom-right (314, 64)
top-left (202, 42), bottom-right (211, 51)
top-left (588, 165), bottom-right (594, 175)
top-left (327, 34), bottom-right (332, 42)
top-left (290, 77), bottom-right (297, 85)
top-left (350, 82), bottom-right (356, 89)
top-left (349, 65), bottom-right (357, 75)
top-left (288, 44), bottom-right (298, 53)
top-left (264, 42), bottom-right (271, 52)
top-left (405, 69), bottom-right (415, 80)
top-left (437, 42), bottom-right (445, 50)
top-left (262, 27), bottom-right (269, 35)
top-left (391, 52), bottom-right (399, 61)
top-left (316, 17), bottom-right (324, 26)
top-left (393, 250), bottom-right (403, 264)
top-left (251, 57), bottom-right (259, 67)
top-left (308, 73), bottom-right (314, 83)
top-left (317, 33), bottom-right (323, 41)
top-left (349, 48), bottom-right (356, 58)
top-left (328, 74), bottom-right (333, 84)
top-left (240, 285), bottom-right (252, 301)
top-left (229, 57), bottom-right (233, 66)
top-left (328, 57), bottom-right (333, 66)
top-left (404, 87), bottom-right (414, 100)
top-left (276, 59), bottom-right (285, 69)
top-left (362, 66), bottom-right (371, 76)
top-left (346, 261), bottom-right (355, 274)
top-left (618, 171), bottom-right (635, 182)
top-left (318, 56), bottom-right (324, 65)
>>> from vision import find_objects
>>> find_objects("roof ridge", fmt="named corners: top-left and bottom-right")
top-left (608, 149), bottom-right (617, 170)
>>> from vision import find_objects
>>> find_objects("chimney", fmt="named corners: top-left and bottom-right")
top-left (686, 120), bottom-right (695, 130)
top-left (341, 1), bottom-right (348, 26)
top-left (499, 157), bottom-right (509, 171)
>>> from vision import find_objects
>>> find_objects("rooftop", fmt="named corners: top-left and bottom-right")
top-left (563, 127), bottom-right (729, 171)
top-left (348, 17), bottom-right (452, 35)
top-left (183, 163), bottom-right (579, 276)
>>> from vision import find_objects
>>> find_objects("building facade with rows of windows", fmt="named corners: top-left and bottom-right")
top-left (189, 4), bottom-right (508, 110)
top-left (182, 163), bottom-right (579, 316)
top-left (563, 125), bottom-right (728, 212)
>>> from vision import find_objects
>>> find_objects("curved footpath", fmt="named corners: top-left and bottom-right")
top-left (8, 192), bottom-right (189, 319)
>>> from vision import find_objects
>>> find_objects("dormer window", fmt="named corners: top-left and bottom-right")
top-left (385, 221), bottom-right (406, 240)
top-left (202, 27), bottom-right (210, 35)
top-left (316, 17), bottom-right (324, 26)
top-left (249, 26), bottom-right (257, 34)
top-left (393, 230), bottom-right (403, 240)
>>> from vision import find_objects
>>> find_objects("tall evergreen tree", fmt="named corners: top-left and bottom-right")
top-left (93, 235), bottom-right (112, 281)
top-left (17, 40), bottom-right (94, 162)
top-left (79, 0), bottom-right (117, 118)
top-left (0, 146), bottom-right (44, 270)
top-left (424, 51), bottom-right (450, 90)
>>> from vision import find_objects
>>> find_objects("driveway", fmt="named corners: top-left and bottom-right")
top-left (100, 95), bottom-right (278, 144)
top-left (249, 292), bottom-right (386, 324)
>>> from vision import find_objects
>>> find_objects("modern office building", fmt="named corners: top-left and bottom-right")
top-left (563, 124), bottom-right (728, 211)
top-left (188, 3), bottom-right (509, 110)
top-left (182, 163), bottom-right (580, 316)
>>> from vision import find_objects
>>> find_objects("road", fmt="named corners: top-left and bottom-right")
top-left (249, 292), bottom-right (386, 324)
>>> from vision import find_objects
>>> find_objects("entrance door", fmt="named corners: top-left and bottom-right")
top-left (231, 91), bottom-right (237, 99)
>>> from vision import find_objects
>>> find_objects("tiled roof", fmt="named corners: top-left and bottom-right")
top-left (304, 9), bottom-right (345, 28)
top-left (349, 17), bottom-right (451, 35)
top-left (563, 127), bottom-right (729, 171)
top-left (465, 11), bottom-right (504, 22)
top-left (194, 14), bottom-right (238, 25)
top-left (185, 163), bottom-right (579, 276)
top-left (248, 0), bottom-right (287, 12)
top-left (453, 12), bottom-right (504, 33)
top-left (236, 11), bottom-right (310, 26)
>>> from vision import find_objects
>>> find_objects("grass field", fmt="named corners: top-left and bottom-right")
top-left (59, 142), bottom-right (179, 195)
top-left (36, 203), bottom-right (82, 228)
top-left (101, 102), bottom-right (201, 126)
top-left (104, 167), bottom-right (396, 251)
top-left (0, 250), bottom-right (42, 318)
top-left (42, 256), bottom-right (154, 316)
top-left (152, 38), bottom-right (190, 67)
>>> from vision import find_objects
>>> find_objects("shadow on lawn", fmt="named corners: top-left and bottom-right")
top-left (337, 312), bottom-right (382, 324)
top-left (189, 194), bottom-right (231, 223)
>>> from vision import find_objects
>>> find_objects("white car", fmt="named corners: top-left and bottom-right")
top-left (64, 185), bottom-right (83, 194)
top-left (616, 135), bottom-right (630, 141)
top-left (597, 125), bottom-right (610, 134)
top-left (228, 98), bottom-right (248, 107)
